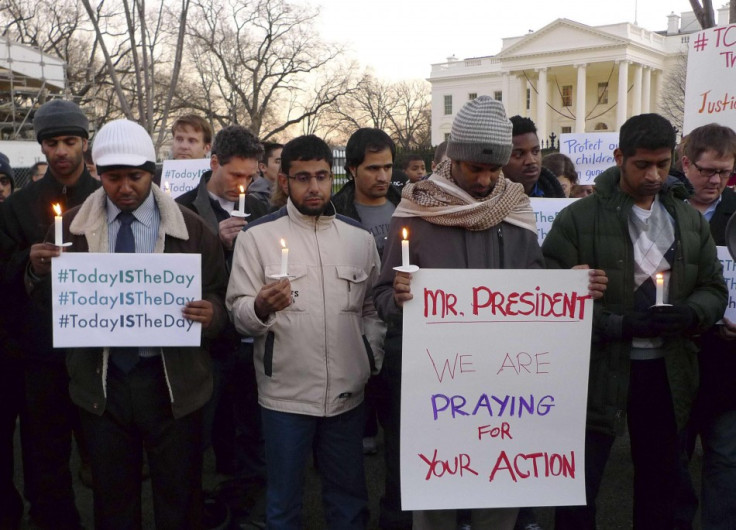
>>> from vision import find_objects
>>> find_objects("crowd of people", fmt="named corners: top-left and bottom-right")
top-left (1, 95), bottom-right (735, 530)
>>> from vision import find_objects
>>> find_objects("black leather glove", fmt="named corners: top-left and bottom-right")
top-left (650, 304), bottom-right (697, 335)
top-left (621, 312), bottom-right (659, 338)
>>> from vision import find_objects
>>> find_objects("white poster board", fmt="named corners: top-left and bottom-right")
top-left (52, 253), bottom-right (202, 347)
top-left (401, 269), bottom-right (592, 510)
top-left (717, 246), bottom-right (736, 321)
top-left (559, 132), bottom-right (618, 185)
top-left (530, 198), bottom-right (578, 245)
top-left (683, 25), bottom-right (736, 134)
top-left (160, 159), bottom-right (210, 198)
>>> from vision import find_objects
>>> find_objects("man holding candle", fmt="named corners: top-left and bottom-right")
top-left (0, 99), bottom-right (99, 529)
top-left (543, 114), bottom-right (728, 529)
top-left (177, 124), bottom-right (269, 524)
top-left (681, 123), bottom-right (736, 529)
top-left (227, 134), bottom-right (385, 529)
top-left (373, 95), bottom-right (607, 530)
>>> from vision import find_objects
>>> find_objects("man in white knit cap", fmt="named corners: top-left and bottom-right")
top-left (372, 95), bottom-right (606, 529)
top-left (52, 119), bottom-right (228, 528)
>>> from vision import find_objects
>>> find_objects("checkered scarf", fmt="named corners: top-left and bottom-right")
top-left (393, 159), bottom-right (536, 233)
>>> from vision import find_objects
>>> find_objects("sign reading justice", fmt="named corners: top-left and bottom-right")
top-left (400, 269), bottom-right (592, 509)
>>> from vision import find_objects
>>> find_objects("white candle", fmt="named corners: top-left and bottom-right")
top-left (53, 203), bottom-right (63, 246)
top-left (238, 185), bottom-right (246, 214)
top-left (163, 181), bottom-right (171, 196)
top-left (655, 273), bottom-right (664, 305)
top-left (280, 238), bottom-right (288, 276)
top-left (401, 228), bottom-right (410, 268)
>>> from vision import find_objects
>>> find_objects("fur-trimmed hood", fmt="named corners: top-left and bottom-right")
top-left (69, 184), bottom-right (189, 253)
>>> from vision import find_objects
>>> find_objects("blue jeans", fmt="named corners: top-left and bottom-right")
top-left (261, 404), bottom-right (368, 530)
top-left (701, 409), bottom-right (736, 530)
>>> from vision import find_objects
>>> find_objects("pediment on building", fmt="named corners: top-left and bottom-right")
top-left (497, 18), bottom-right (627, 60)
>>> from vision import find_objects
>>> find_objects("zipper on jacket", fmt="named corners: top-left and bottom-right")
top-left (315, 221), bottom-right (330, 415)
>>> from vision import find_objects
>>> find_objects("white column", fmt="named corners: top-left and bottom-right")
top-left (536, 67), bottom-right (548, 139)
top-left (616, 60), bottom-right (629, 130)
top-left (502, 73), bottom-right (512, 115)
top-left (632, 63), bottom-right (642, 116)
top-left (576, 64), bottom-right (587, 133)
top-left (642, 67), bottom-right (652, 113)
top-left (652, 70), bottom-right (663, 113)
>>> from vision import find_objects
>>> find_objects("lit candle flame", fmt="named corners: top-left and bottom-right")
top-left (280, 238), bottom-right (286, 249)
top-left (52, 203), bottom-right (62, 216)
top-left (164, 181), bottom-right (170, 192)
top-left (239, 185), bottom-right (245, 193)
top-left (402, 228), bottom-right (408, 240)
top-left (656, 273), bottom-right (663, 281)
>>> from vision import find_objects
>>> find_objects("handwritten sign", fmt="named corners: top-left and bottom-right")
top-left (717, 246), bottom-right (736, 321)
top-left (558, 133), bottom-right (618, 185)
top-left (160, 159), bottom-right (210, 198)
top-left (401, 269), bottom-right (592, 509)
top-left (683, 25), bottom-right (736, 134)
top-left (52, 253), bottom-right (201, 347)
top-left (530, 198), bottom-right (578, 245)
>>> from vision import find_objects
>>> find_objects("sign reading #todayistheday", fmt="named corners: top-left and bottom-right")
top-left (160, 159), bottom-right (210, 199)
top-left (400, 269), bottom-right (592, 510)
top-left (52, 253), bottom-right (202, 347)
top-left (530, 198), bottom-right (578, 245)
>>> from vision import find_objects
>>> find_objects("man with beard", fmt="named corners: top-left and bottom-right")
top-left (227, 135), bottom-right (385, 528)
top-left (0, 99), bottom-right (100, 529)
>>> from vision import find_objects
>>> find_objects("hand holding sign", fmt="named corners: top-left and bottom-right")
top-left (182, 299), bottom-right (214, 329)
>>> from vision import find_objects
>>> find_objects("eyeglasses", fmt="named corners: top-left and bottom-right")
top-left (287, 172), bottom-right (332, 185)
top-left (692, 161), bottom-right (734, 179)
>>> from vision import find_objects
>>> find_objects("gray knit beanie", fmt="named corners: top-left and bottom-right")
top-left (446, 95), bottom-right (512, 166)
top-left (33, 100), bottom-right (89, 143)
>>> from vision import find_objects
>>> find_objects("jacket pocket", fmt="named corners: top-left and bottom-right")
top-left (264, 331), bottom-right (274, 377)
top-left (336, 265), bottom-right (369, 312)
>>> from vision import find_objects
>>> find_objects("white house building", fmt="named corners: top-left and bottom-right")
top-left (429, 7), bottom-right (729, 144)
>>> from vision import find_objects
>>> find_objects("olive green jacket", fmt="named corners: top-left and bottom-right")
top-left (542, 166), bottom-right (727, 435)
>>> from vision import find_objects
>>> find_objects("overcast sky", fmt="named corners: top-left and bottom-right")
top-left (316, 0), bottom-right (699, 81)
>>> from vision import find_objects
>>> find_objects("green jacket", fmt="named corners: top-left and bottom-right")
top-left (542, 166), bottom-right (727, 436)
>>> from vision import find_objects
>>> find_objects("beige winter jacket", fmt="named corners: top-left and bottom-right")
top-left (227, 200), bottom-right (385, 417)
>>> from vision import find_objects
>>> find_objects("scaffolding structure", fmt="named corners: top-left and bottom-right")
top-left (0, 37), bottom-right (66, 140)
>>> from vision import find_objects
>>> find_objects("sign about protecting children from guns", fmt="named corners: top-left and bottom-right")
top-left (559, 132), bottom-right (618, 185)
top-left (52, 253), bottom-right (202, 347)
top-left (400, 269), bottom-right (592, 510)
top-left (160, 158), bottom-right (210, 198)
top-left (683, 24), bottom-right (736, 134)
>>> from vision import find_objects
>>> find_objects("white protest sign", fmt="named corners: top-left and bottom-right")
top-left (401, 269), bottom-right (592, 510)
top-left (559, 132), bottom-right (618, 185)
top-left (717, 246), bottom-right (736, 321)
top-left (683, 25), bottom-right (736, 134)
top-left (530, 198), bottom-right (578, 245)
top-left (52, 253), bottom-right (201, 347)
top-left (160, 159), bottom-right (210, 198)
